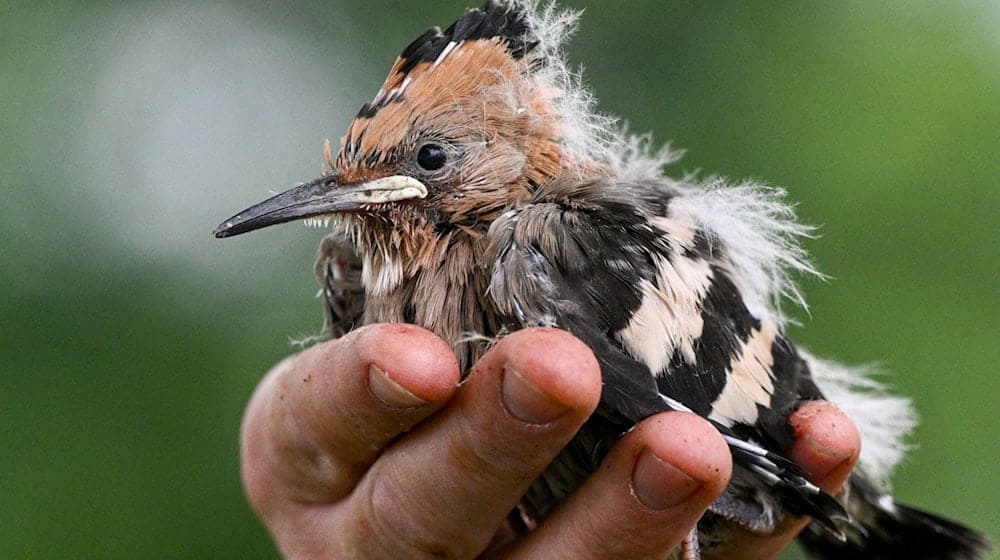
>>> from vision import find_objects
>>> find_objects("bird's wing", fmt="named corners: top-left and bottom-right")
top-left (485, 198), bottom-right (672, 424)
top-left (315, 233), bottom-right (366, 339)
top-left (483, 191), bottom-right (776, 427)
top-left (485, 194), bottom-right (848, 535)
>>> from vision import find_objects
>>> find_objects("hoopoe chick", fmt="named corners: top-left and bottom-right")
top-left (214, 2), bottom-right (991, 558)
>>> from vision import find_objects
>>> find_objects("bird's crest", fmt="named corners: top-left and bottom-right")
top-left (357, 1), bottom-right (535, 121)
top-left (333, 0), bottom-right (625, 184)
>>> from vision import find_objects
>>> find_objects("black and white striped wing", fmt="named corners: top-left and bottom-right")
top-left (485, 194), bottom-right (848, 536)
top-left (486, 199), bottom-right (672, 424)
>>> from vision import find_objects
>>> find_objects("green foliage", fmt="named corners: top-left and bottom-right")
top-left (2, 1), bottom-right (996, 557)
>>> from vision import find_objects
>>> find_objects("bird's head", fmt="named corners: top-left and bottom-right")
top-left (214, 1), bottom-right (605, 252)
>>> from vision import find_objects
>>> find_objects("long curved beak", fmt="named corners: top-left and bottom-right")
top-left (213, 175), bottom-right (427, 238)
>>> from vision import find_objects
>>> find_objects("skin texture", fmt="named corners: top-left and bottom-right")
top-left (241, 325), bottom-right (861, 559)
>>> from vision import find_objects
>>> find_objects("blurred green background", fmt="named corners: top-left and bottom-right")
top-left (2, 1), bottom-right (997, 557)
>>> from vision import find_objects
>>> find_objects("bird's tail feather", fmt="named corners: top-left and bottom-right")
top-left (797, 474), bottom-right (992, 559)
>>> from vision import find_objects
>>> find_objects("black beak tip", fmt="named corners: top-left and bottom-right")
top-left (212, 220), bottom-right (238, 239)
top-left (212, 175), bottom-right (336, 240)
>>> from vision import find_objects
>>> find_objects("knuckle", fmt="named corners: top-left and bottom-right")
top-left (563, 506), bottom-right (653, 559)
top-left (355, 464), bottom-right (477, 560)
top-left (447, 409), bottom-right (541, 486)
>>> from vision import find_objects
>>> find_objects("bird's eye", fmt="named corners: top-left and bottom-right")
top-left (416, 143), bottom-right (447, 171)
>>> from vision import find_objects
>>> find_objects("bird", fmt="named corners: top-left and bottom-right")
top-left (214, 1), bottom-right (991, 558)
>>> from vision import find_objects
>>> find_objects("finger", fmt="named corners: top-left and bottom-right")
top-left (786, 400), bottom-right (862, 494)
top-left (241, 324), bottom-right (459, 519)
top-left (713, 400), bottom-right (861, 560)
top-left (333, 327), bottom-right (602, 560)
top-left (505, 411), bottom-right (732, 560)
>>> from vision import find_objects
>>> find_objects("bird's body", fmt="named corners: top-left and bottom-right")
top-left (216, 2), bottom-right (990, 557)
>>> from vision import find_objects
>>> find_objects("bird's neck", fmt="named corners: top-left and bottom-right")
top-left (359, 230), bottom-right (499, 371)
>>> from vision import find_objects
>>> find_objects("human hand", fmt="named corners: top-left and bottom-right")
top-left (240, 325), bottom-right (860, 559)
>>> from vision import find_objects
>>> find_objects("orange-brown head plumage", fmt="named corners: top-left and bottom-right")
top-left (332, 1), bottom-right (579, 229)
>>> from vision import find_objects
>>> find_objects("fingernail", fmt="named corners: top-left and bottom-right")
top-left (368, 364), bottom-right (426, 409)
top-left (801, 433), bottom-right (856, 481)
top-left (501, 366), bottom-right (568, 424)
top-left (802, 433), bottom-right (854, 462)
top-left (632, 448), bottom-right (703, 510)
